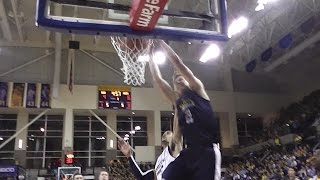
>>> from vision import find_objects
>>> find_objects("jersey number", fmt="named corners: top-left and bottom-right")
top-left (185, 109), bottom-right (194, 124)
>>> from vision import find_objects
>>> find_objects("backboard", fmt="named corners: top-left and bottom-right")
top-left (57, 167), bottom-right (81, 180)
top-left (36, 0), bottom-right (228, 43)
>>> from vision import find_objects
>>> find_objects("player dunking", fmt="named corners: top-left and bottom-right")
top-left (150, 40), bottom-right (221, 180)
top-left (118, 130), bottom-right (181, 180)
top-left (117, 42), bottom-right (185, 180)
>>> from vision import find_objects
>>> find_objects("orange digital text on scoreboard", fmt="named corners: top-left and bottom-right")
top-left (98, 86), bottom-right (131, 109)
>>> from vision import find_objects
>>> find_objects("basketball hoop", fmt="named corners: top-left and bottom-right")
top-left (111, 37), bottom-right (153, 86)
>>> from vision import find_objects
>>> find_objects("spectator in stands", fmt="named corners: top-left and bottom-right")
top-left (274, 135), bottom-right (282, 152)
top-left (73, 173), bottom-right (84, 180)
top-left (307, 150), bottom-right (320, 179)
top-left (99, 169), bottom-right (109, 180)
top-left (286, 167), bottom-right (299, 180)
top-left (306, 163), bottom-right (316, 178)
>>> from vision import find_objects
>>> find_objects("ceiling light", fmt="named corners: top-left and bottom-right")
top-left (257, 0), bottom-right (268, 4)
top-left (141, 52), bottom-right (166, 65)
top-left (255, 3), bottom-right (265, 11)
top-left (248, 114), bottom-right (252, 117)
top-left (258, 0), bottom-right (278, 5)
top-left (0, 137), bottom-right (3, 141)
top-left (125, 134), bottom-right (129, 138)
top-left (188, 42), bottom-right (192, 45)
top-left (267, 0), bottom-right (279, 3)
top-left (124, 137), bottom-right (129, 141)
top-left (132, 112), bottom-right (135, 115)
top-left (138, 55), bottom-right (150, 62)
top-left (228, 17), bottom-right (249, 38)
top-left (153, 51), bottom-right (166, 64)
top-left (135, 126), bottom-right (141, 131)
top-left (171, 113), bottom-right (174, 116)
top-left (199, 44), bottom-right (221, 63)
top-left (130, 130), bottom-right (136, 135)
top-left (40, 128), bottom-right (45, 132)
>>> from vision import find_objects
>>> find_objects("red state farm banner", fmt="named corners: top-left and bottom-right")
top-left (130, 0), bottom-right (168, 31)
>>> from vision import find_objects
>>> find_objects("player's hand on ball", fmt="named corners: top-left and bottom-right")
top-left (118, 139), bottom-right (131, 158)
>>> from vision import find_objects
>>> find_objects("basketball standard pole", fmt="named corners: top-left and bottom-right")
top-left (0, 109), bottom-right (50, 150)
top-left (88, 110), bottom-right (136, 153)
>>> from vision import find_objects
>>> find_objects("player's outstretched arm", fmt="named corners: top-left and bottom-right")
top-left (157, 40), bottom-right (209, 100)
top-left (149, 54), bottom-right (175, 103)
top-left (118, 139), bottom-right (155, 180)
top-left (170, 111), bottom-right (182, 157)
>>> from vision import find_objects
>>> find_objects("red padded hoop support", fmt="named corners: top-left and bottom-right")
top-left (130, 0), bottom-right (168, 31)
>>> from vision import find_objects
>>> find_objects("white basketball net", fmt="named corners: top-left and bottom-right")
top-left (111, 37), bottom-right (153, 86)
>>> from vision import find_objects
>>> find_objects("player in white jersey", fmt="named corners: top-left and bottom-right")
top-left (118, 131), bottom-right (181, 180)
top-left (154, 131), bottom-right (178, 180)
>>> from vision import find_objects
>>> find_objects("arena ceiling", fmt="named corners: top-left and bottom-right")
top-left (0, 0), bottom-right (319, 94)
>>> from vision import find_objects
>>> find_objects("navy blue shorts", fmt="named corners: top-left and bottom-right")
top-left (162, 144), bottom-right (221, 180)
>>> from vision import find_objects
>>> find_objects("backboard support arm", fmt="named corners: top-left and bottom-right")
top-left (50, 0), bottom-right (218, 22)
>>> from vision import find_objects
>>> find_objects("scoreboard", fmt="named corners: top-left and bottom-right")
top-left (98, 86), bottom-right (131, 109)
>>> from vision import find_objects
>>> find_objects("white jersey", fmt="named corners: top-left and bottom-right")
top-left (154, 147), bottom-right (176, 180)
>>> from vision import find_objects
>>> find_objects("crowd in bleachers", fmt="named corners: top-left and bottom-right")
top-left (108, 159), bottom-right (135, 180)
top-left (240, 90), bottom-right (320, 148)
top-left (224, 142), bottom-right (320, 180)
top-left (108, 158), bottom-right (154, 180)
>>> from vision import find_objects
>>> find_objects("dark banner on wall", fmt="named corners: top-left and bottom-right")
top-left (11, 83), bottom-right (25, 107)
top-left (0, 82), bottom-right (8, 107)
top-left (26, 83), bottom-right (37, 108)
top-left (40, 84), bottom-right (50, 108)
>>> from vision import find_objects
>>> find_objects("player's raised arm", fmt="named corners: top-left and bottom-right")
top-left (118, 139), bottom-right (155, 180)
top-left (148, 54), bottom-right (175, 104)
top-left (170, 110), bottom-right (182, 157)
top-left (157, 40), bottom-right (209, 100)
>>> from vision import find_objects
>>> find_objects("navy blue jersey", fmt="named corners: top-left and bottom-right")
top-left (162, 144), bottom-right (221, 180)
top-left (176, 88), bottom-right (217, 147)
